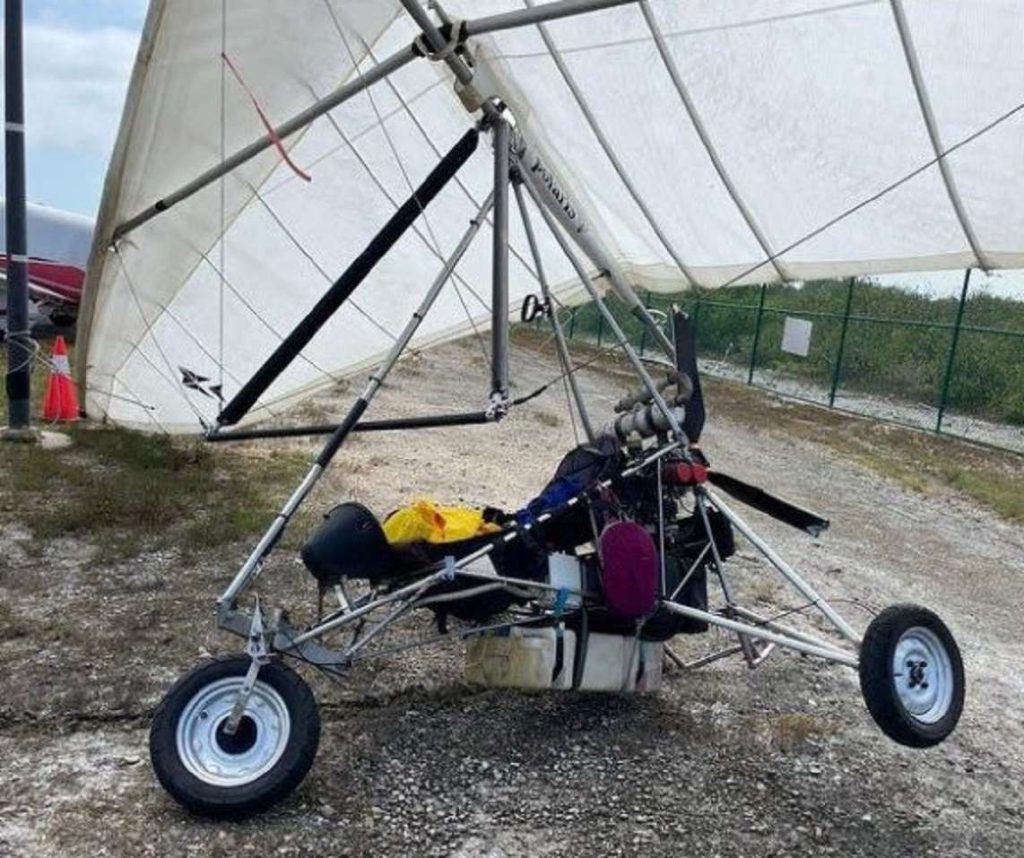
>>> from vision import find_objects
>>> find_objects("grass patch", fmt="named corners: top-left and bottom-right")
top-left (0, 342), bottom-right (313, 561)
top-left (0, 426), bottom-right (310, 562)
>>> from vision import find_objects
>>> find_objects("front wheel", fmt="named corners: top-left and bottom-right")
top-left (150, 655), bottom-right (320, 818)
top-left (859, 604), bottom-right (964, 748)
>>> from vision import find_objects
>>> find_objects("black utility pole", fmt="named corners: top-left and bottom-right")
top-left (4, 0), bottom-right (31, 431)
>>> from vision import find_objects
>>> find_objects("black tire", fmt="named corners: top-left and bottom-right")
top-left (150, 655), bottom-right (320, 818)
top-left (859, 604), bottom-right (964, 748)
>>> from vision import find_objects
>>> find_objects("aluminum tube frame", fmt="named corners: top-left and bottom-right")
top-left (266, 564), bottom-right (855, 672)
top-left (111, 0), bottom-right (640, 243)
top-left (288, 569), bottom-right (451, 646)
top-left (491, 119), bottom-right (511, 401)
top-left (219, 463), bottom-right (323, 607)
top-left (729, 604), bottom-right (839, 653)
top-left (367, 192), bottom-right (494, 397)
top-left (703, 487), bottom-right (862, 644)
top-left (512, 179), bottom-right (596, 441)
top-left (522, 177), bottom-right (685, 439)
top-left (217, 194), bottom-right (493, 610)
top-left (464, 0), bottom-right (640, 37)
top-left (400, 0), bottom-right (489, 95)
top-left (659, 602), bottom-right (859, 668)
top-left (403, 0), bottom-right (674, 366)
top-left (113, 45), bottom-right (417, 241)
top-left (229, 439), bottom-right (682, 656)
top-left (509, 131), bottom-right (675, 361)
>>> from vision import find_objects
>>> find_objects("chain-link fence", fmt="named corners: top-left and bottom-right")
top-left (551, 273), bottom-right (1024, 455)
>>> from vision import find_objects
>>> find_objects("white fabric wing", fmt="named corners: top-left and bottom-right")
top-left (78, 0), bottom-right (1024, 432)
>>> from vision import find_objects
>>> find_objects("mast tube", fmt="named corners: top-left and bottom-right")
top-left (490, 118), bottom-right (511, 403)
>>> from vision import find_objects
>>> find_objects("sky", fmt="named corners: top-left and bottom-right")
top-left (0, 1), bottom-right (146, 217)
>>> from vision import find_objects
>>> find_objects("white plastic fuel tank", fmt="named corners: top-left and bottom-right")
top-left (465, 628), bottom-right (662, 692)
top-left (576, 633), bottom-right (662, 693)
top-left (465, 627), bottom-right (576, 690)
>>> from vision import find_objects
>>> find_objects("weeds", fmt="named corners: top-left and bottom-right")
top-left (770, 712), bottom-right (838, 753)
top-left (568, 279), bottom-right (1024, 426)
top-left (0, 425), bottom-right (310, 562)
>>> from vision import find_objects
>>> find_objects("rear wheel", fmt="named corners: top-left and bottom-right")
top-left (859, 604), bottom-right (964, 748)
top-left (150, 655), bottom-right (320, 818)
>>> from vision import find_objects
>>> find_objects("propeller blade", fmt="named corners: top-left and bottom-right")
top-left (707, 471), bottom-right (830, 537)
top-left (672, 310), bottom-right (705, 443)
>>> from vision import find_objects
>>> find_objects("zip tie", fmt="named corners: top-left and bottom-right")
top-left (221, 52), bottom-right (312, 183)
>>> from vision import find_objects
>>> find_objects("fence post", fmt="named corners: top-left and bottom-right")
top-left (747, 283), bottom-right (768, 385)
top-left (935, 268), bottom-right (971, 433)
top-left (568, 307), bottom-right (576, 339)
top-left (596, 312), bottom-right (604, 347)
top-left (829, 278), bottom-right (856, 408)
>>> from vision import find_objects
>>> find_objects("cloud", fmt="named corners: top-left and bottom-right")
top-left (20, 21), bottom-right (139, 156)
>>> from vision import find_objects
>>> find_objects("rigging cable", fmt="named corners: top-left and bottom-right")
top-left (718, 98), bottom-right (1024, 289)
top-left (323, 2), bottom-right (494, 373)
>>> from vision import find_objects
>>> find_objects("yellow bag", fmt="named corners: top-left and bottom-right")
top-left (383, 499), bottom-right (500, 545)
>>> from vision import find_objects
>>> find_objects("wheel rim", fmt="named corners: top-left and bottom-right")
top-left (175, 676), bottom-right (291, 787)
top-left (892, 626), bottom-right (955, 725)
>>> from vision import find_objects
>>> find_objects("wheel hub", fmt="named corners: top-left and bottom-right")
top-left (893, 626), bottom-right (954, 724)
top-left (175, 677), bottom-right (291, 787)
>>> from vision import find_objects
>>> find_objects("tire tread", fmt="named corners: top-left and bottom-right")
top-left (859, 603), bottom-right (964, 749)
top-left (149, 655), bottom-right (320, 819)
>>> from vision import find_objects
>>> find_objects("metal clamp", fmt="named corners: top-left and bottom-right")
top-left (485, 390), bottom-right (511, 420)
top-left (413, 18), bottom-right (467, 63)
top-left (222, 598), bottom-right (272, 736)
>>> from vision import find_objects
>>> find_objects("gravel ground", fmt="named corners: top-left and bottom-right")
top-left (1, 334), bottom-right (1023, 857)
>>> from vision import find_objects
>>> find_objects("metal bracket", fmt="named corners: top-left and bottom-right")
top-left (485, 391), bottom-right (511, 420)
top-left (223, 598), bottom-right (271, 736)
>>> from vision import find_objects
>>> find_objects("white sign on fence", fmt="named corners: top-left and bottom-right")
top-left (781, 316), bottom-right (813, 357)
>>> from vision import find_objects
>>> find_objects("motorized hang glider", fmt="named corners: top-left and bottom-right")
top-left (0, 199), bottom-right (92, 323)
top-left (78, 0), bottom-right (1023, 819)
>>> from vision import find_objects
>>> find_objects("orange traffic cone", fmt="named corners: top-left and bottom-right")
top-left (42, 336), bottom-right (80, 422)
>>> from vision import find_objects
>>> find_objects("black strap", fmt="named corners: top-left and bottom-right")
top-left (217, 128), bottom-right (480, 426)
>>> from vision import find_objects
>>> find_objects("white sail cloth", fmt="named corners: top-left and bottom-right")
top-left (78, 0), bottom-right (1024, 432)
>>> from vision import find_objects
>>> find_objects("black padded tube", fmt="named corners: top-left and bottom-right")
top-left (217, 128), bottom-right (480, 427)
top-left (206, 410), bottom-right (493, 443)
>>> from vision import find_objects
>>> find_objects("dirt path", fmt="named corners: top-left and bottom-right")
top-left (1, 335), bottom-right (1022, 857)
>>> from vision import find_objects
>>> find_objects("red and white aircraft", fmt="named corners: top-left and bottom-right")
top-left (1, 199), bottom-right (93, 327)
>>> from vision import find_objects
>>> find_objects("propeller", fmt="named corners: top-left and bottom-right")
top-left (706, 471), bottom-right (830, 537)
top-left (672, 310), bottom-right (705, 443)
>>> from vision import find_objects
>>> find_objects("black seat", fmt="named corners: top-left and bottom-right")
top-left (301, 502), bottom-right (406, 585)
top-left (300, 501), bottom-right (547, 623)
